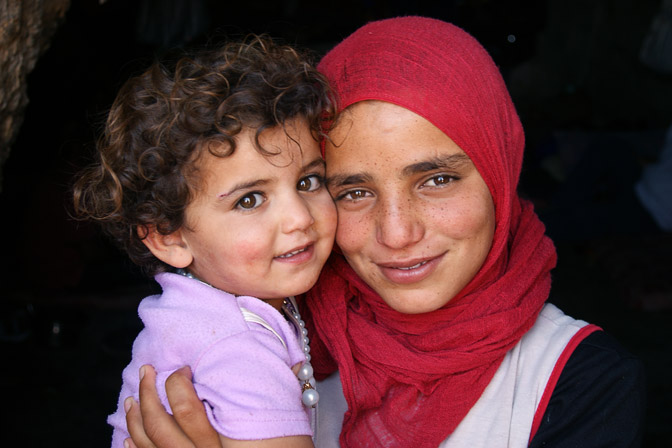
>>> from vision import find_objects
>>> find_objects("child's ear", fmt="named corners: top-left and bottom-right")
top-left (139, 226), bottom-right (193, 269)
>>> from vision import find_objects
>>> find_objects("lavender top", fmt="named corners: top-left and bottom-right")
top-left (108, 272), bottom-right (311, 446)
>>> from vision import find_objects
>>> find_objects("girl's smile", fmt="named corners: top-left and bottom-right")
top-left (376, 253), bottom-right (445, 285)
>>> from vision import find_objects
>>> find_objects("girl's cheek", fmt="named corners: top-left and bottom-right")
top-left (335, 215), bottom-right (355, 246)
top-left (335, 214), bottom-right (368, 252)
top-left (231, 240), bottom-right (269, 262)
top-left (435, 194), bottom-right (493, 239)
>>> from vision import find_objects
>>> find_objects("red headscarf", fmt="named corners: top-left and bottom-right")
top-left (305, 16), bottom-right (557, 447)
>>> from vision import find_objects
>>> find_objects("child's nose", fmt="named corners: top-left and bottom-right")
top-left (281, 194), bottom-right (315, 233)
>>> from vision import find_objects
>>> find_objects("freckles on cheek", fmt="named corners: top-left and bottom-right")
top-left (335, 227), bottom-right (352, 249)
top-left (435, 192), bottom-right (494, 237)
top-left (452, 214), bottom-right (483, 238)
top-left (334, 217), bottom-right (361, 252)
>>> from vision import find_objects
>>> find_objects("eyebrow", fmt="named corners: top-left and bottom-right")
top-left (218, 156), bottom-right (326, 198)
top-left (304, 157), bottom-right (327, 172)
top-left (218, 179), bottom-right (269, 198)
top-left (326, 153), bottom-right (471, 189)
top-left (325, 173), bottom-right (373, 190)
top-left (401, 153), bottom-right (471, 176)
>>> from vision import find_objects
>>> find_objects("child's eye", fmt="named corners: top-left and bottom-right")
top-left (236, 192), bottom-right (265, 210)
top-left (297, 174), bottom-right (323, 192)
top-left (422, 174), bottom-right (458, 187)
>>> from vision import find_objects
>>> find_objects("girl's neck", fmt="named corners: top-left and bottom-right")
top-left (175, 268), bottom-right (286, 310)
top-left (264, 298), bottom-right (286, 311)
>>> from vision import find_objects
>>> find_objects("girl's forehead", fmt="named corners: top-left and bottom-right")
top-left (326, 101), bottom-right (467, 160)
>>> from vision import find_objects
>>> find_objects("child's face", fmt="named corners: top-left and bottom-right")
top-left (180, 119), bottom-right (336, 303)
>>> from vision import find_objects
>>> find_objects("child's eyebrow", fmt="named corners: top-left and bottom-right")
top-left (218, 179), bottom-right (269, 198)
top-left (304, 157), bottom-right (327, 171)
top-left (218, 157), bottom-right (325, 198)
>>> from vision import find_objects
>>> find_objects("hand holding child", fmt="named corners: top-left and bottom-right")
top-left (125, 365), bottom-right (221, 448)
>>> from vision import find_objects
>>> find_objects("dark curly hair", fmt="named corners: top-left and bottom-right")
top-left (73, 35), bottom-right (334, 276)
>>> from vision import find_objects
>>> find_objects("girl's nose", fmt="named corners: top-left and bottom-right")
top-left (375, 196), bottom-right (424, 249)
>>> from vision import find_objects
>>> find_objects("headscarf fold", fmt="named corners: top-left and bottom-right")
top-left (306, 16), bottom-right (557, 447)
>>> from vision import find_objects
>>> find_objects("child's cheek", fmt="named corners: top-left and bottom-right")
top-left (231, 239), bottom-right (271, 264)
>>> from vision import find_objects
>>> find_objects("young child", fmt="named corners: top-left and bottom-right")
top-left (72, 36), bottom-right (336, 447)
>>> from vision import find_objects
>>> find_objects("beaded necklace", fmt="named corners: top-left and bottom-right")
top-left (282, 296), bottom-right (319, 407)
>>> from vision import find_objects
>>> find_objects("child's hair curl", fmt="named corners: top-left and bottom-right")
top-left (73, 35), bottom-right (334, 276)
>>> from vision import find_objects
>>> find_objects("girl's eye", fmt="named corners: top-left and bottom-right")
top-left (236, 192), bottom-right (265, 210)
top-left (297, 175), bottom-right (323, 192)
top-left (423, 174), bottom-right (457, 187)
top-left (337, 189), bottom-right (370, 201)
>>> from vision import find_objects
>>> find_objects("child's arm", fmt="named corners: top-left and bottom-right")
top-left (125, 365), bottom-right (314, 448)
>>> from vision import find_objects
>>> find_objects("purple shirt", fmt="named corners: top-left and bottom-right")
top-left (108, 273), bottom-right (311, 446)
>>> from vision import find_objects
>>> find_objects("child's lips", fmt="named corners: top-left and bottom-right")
top-left (275, 243), bottom-right (315, 262)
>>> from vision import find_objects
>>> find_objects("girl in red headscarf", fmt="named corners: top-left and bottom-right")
top-left (304, 16), bottom-right (644, 448)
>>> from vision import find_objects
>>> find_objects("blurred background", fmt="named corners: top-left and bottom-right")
top-left (1, 0), bottom-right (671, 446)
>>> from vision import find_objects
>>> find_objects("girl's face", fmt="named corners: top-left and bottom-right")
top-left (325, 101), bottom-right (495, 314)
top-left (180, 120), bottom-right (336, 307)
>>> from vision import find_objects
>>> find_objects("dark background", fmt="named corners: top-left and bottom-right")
top-left (1, 0), bottom-right (671, 446)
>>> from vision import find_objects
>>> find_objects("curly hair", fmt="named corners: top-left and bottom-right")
top-left (72, 35), bottom-right (334, 276)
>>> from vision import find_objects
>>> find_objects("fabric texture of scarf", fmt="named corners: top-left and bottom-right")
top-left (305, 16), bottom-right (557, 448)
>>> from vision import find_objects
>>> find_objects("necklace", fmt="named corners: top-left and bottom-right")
top-left (175, 269), bottom-right (319, 408)
top-left (283, 297), bottom-right (320, 408)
